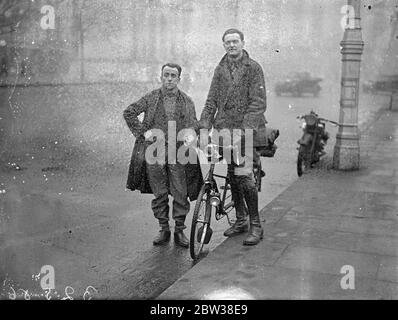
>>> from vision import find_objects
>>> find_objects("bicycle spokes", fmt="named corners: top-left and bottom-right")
top-left (190, 187), bottom-right (212, 260)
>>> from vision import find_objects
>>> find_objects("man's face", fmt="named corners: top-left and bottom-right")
top-left (223, 33), bottom-right (244, 58)
top-left (160, 66), bottom-right (180, 91)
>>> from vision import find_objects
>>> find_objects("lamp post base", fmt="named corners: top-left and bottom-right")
top-left (333, 142), bottom-right (360, 170)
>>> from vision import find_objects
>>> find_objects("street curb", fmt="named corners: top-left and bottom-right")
top-left (158, 104), bottom-right (397, 299)
top-left (159, 101), bottom-right (393, 298)
top-left (359, 104), bottom-right (389, 134)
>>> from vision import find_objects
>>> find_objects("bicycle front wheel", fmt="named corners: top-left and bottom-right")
top-left (190, 185), bottom-right (212, 261)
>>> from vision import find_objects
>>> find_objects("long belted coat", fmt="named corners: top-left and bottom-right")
top-left (123, 88), bottom-right (203, 201)
top-left (199, 50), bottom-right (268, 147)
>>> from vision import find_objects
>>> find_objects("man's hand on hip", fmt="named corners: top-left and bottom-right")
top-left (182, 128), bottom-right (197, 146)
top-left (144, 129), bottom-right (153, 141)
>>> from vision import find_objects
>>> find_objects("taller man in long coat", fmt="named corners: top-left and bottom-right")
top-left (123, 63), bottom-right (202, 248)
top-left (199, 28), bottom-right (267, 245)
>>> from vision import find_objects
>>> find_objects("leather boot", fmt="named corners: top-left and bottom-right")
top-left (153, 229), bottom-right (171, 245)
top-left (174, 230), bottom-right (189, 248)
top-left (243, 224), bottom-right (264, 245)
top-left (242, 179), bottom-right (264, 246)
top-left (223, 219), bottom-right (248, 237)
top-left (223, 179), bottom-right (248, 237)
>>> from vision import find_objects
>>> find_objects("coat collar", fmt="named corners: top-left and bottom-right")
top-left (155, 88), bottom-right (184, 104)
top-left (153, 87), bottom-right (187, 119)
top-left (160, 86), bottom-right (179, 97)
top-left (218, 49), bottom-right (250, 92)
top-left (219, 49), bottom-right (251, 67)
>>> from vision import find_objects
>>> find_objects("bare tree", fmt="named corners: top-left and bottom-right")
top-left (72, 0), bottom-right (121, 81)
top-left (0, 0), bottom-right (43, 38)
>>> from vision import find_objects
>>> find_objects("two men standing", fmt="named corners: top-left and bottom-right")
top-left (124, 28), bottom-right (267, 248)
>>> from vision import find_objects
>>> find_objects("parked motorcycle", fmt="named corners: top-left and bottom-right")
top-left (296, 110), bottom-right (338, 176)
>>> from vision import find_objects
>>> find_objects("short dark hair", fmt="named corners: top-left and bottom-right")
top-left (222, 28), bottom-right (244, 42)
top-left (161, 63), bottom-right (182, 77)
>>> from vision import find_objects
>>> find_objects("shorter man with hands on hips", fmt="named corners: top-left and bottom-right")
top-left (123, 63), bottom-right (202, 248)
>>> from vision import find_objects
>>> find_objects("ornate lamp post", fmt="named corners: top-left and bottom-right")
top-left (333, 0), bottom-right (364, 170)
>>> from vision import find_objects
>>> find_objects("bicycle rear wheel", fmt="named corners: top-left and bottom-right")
top-left (190, 185), bottom-right (212, 261)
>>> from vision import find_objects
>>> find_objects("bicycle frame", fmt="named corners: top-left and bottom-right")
top-left (203, 162), bottom-right (235, 224)
top-left (190, 143), bottom-right (263, 260)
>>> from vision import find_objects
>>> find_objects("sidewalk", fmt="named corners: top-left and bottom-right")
top-left (159, 108), bottom-right (398, 300)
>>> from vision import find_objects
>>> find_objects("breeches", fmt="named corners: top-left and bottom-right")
top-left (146, 162), bottom-right (190, 230)
top-left (227, 149), bottom-right (260, 221)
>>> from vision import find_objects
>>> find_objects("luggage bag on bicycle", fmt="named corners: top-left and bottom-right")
top-left (254, 126), bottom-right (280, 157)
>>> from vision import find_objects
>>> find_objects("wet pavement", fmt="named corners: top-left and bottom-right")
top-left (0, 82), bottom-right (390, 299)
top-left (160, 104), bottom-right (398, 300)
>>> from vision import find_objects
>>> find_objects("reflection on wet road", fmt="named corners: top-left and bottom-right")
top-left (0, 84), bottom-right (387, 299)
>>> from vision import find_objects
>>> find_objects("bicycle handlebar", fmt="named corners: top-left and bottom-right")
top-left (297, 115), bottom-right (340, 126)
top-left (318, 118), bottom-right (340, 126)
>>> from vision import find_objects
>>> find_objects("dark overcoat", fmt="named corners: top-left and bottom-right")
top-left (199, 49), bottom-right (267, 147)
top-left (123, 88), bottom-right (203, 201)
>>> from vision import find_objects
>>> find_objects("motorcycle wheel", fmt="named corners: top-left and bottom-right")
top-left (297, 145), bottom-right (307, 177)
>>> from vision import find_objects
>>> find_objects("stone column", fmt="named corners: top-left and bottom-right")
top-left (333, 0), bottom-right (364, 170)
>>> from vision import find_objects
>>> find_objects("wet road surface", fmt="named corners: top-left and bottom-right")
top-left (0, 83), bottom-right (386, 299)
